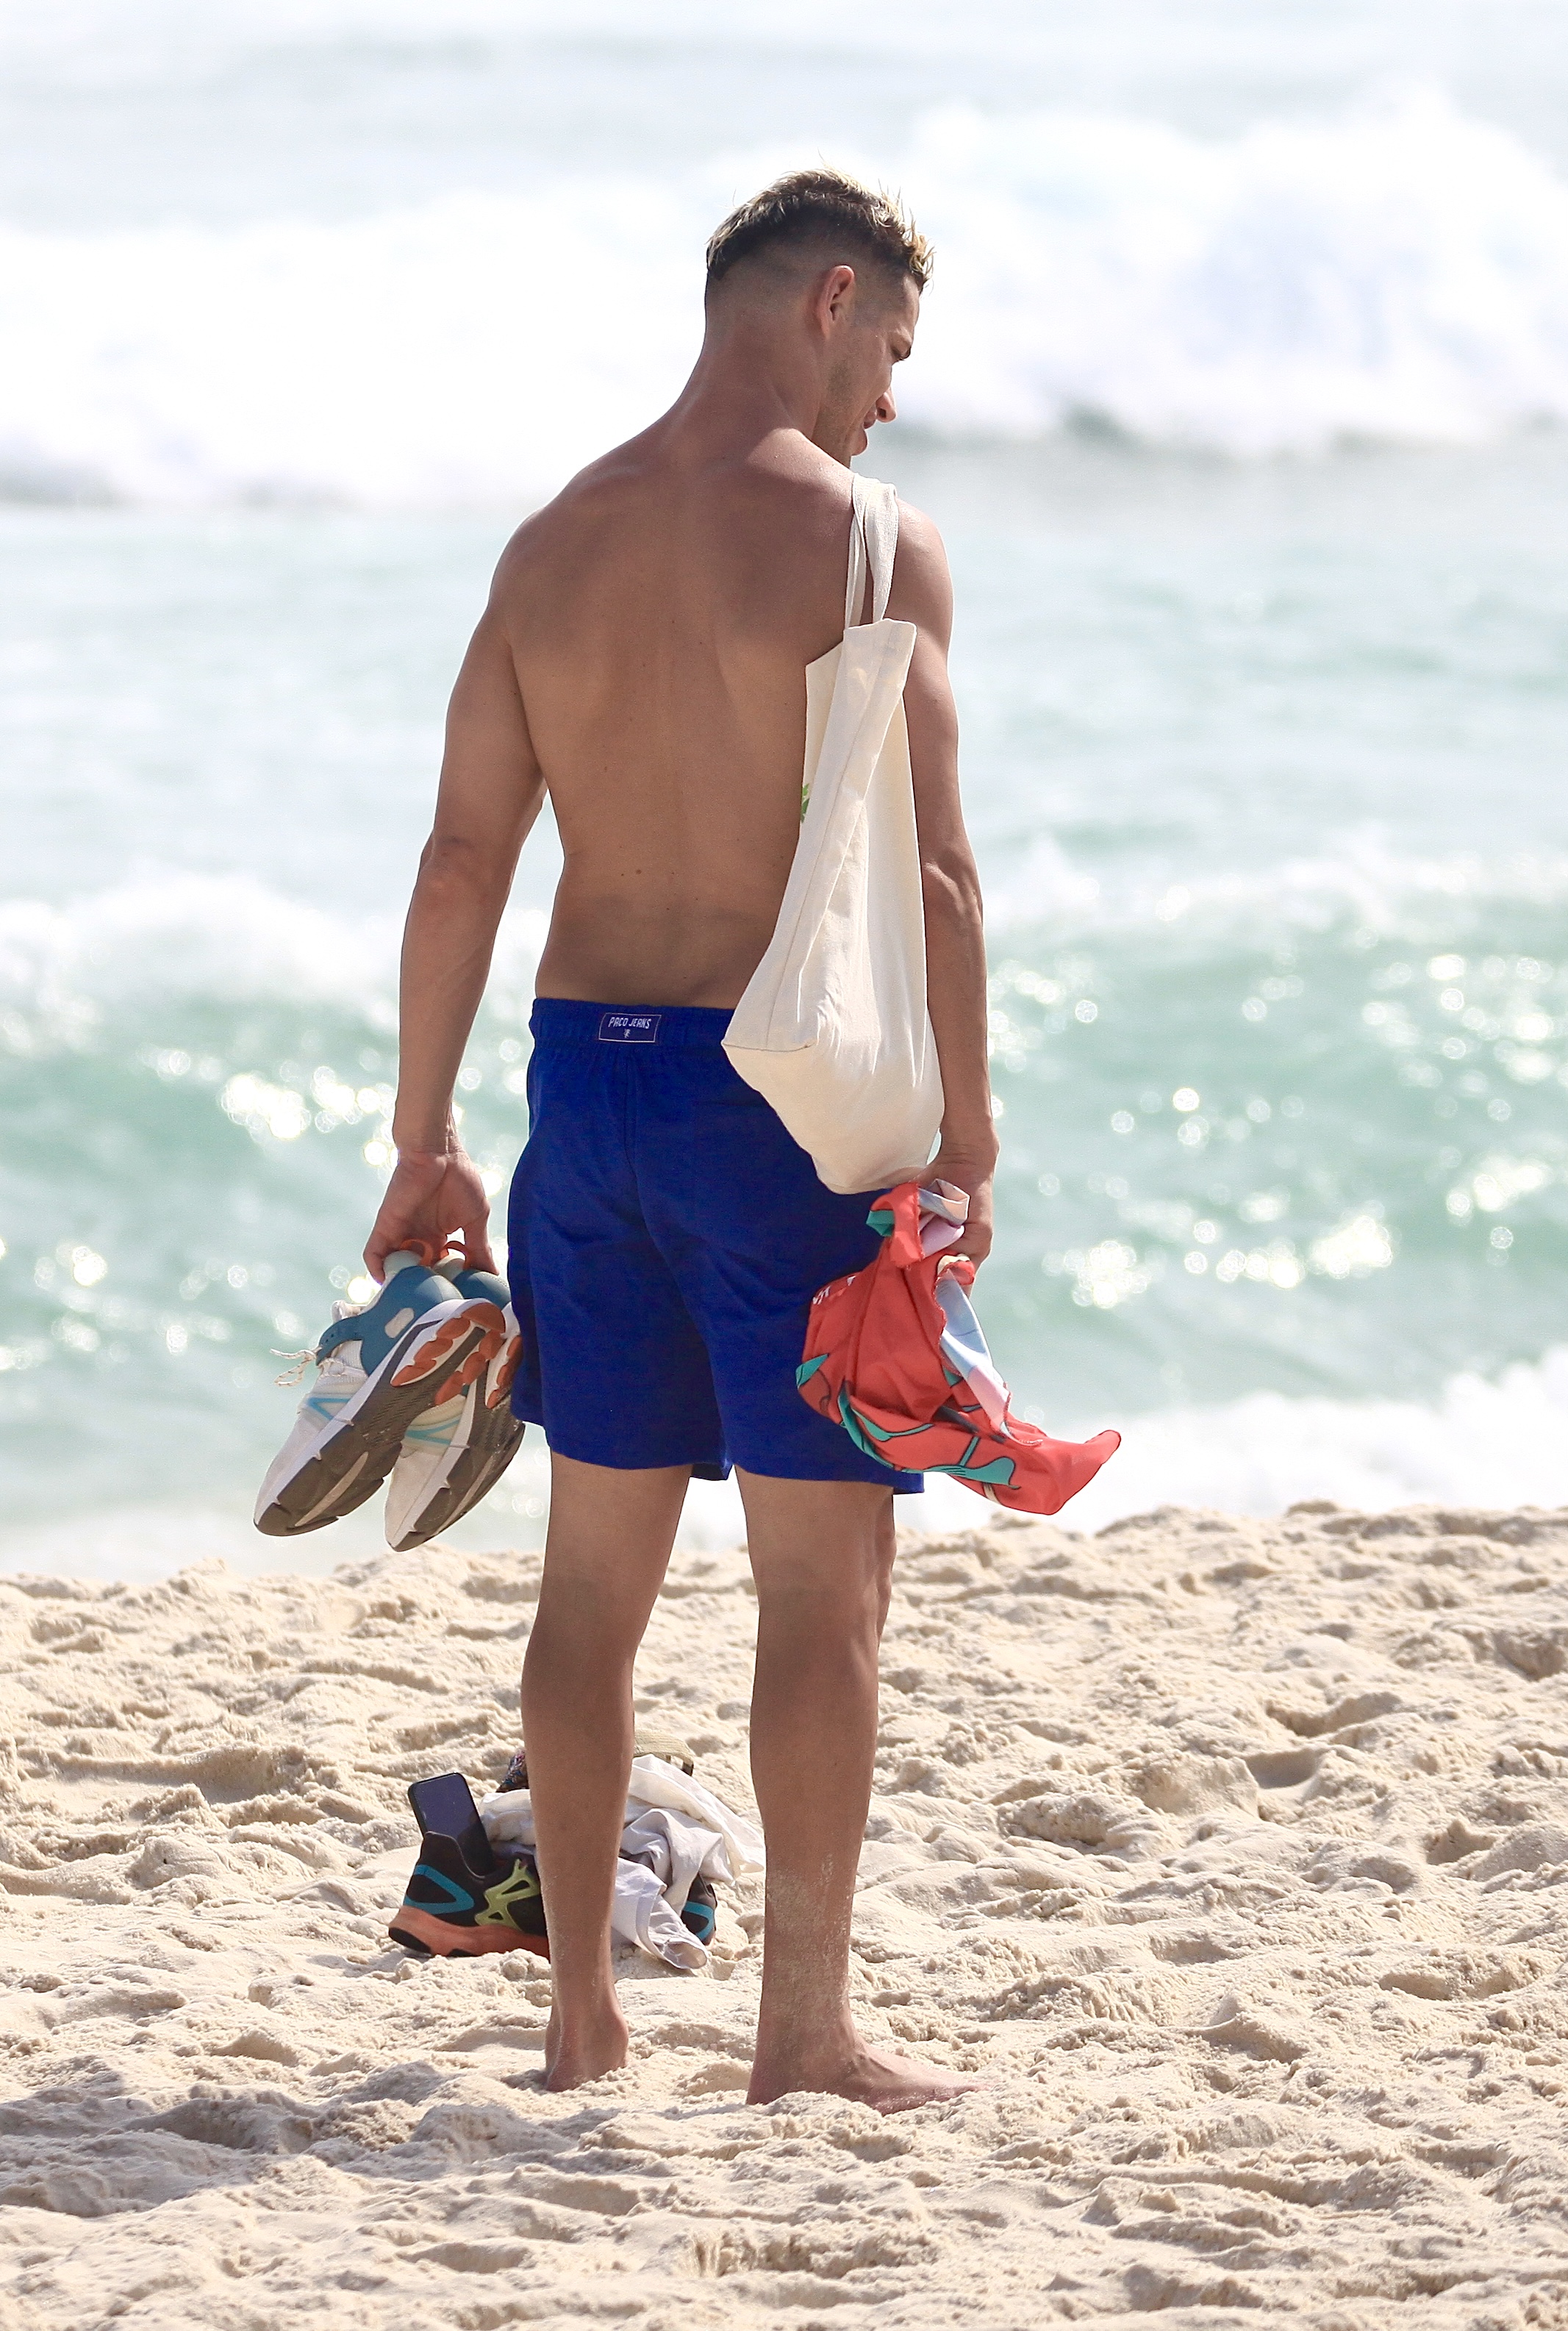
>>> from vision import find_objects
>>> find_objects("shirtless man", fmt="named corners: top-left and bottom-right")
top-left (364, 171), bottom-right (995, 2114)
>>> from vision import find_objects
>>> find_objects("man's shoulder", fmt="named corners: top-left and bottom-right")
top-left (493, 444), bottom-right (648, 573)
top-left (886, 493), bottom-right (944, 562)
top-left (882, 496), bottom-right (953, 638)
top-left (492, 432), bottom-right (857, 593)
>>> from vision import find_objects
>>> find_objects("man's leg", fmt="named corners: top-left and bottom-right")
top-left (521, 1451), bottom-right (689, 2089)
top-left (739, 1473), bottom-right (979, 2113)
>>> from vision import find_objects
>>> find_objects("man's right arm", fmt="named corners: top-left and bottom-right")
top-left (364, 588), bottom-right (546, 1279)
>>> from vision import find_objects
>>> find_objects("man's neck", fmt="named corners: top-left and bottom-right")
top-left (656, 320), bottom-right (839, 469)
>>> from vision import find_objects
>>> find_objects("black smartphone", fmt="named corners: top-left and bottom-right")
top-left (407, 1772), bottom-right (495, 1871)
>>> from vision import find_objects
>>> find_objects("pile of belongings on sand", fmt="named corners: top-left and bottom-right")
top-left (389, 1727), bottom-right (763, 1971)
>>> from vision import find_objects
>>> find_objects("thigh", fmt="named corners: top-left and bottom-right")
top-left (537, 1452), bottom-right (691, 1640)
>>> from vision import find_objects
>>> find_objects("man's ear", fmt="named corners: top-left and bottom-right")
top-left (811, 263), bottom-right (857, 335)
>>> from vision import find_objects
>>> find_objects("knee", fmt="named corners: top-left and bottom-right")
top-left (743, 1482), bottom-right (896, 1633)
top-left (767, 1532), bottom-right (891, 1647)
top-left (524, 1586), bottom-right (642, 1679)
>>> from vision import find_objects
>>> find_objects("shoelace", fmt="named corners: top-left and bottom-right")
top-left (302, 1345), bottom-right (369, 1423)
top-left (271, 1296), bottom-right (370, 1388)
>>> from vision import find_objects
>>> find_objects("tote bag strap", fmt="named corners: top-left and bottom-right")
top-left (843, 476), bottom-right (900, 627)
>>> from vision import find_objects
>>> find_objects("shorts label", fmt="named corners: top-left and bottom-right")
top-left (598, 1010), bottom-right (662, 1044)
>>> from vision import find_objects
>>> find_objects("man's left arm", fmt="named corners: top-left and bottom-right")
top-left (887, 504), bottom-right (996, 1264)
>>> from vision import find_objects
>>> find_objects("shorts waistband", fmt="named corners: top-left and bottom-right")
top-left (529, 999), bottom-right (736, 1050)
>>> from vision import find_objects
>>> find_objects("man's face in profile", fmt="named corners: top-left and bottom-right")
top-left (816, 272), bottom-right (920, 465)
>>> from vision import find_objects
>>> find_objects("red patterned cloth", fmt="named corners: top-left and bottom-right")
top-left (798, 1180), bottom-right (1120, 1515)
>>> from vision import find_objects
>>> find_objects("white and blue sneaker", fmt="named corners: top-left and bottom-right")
top-left (384, 1262), bottom-right (525, 1551)
top-left (254, 1252), bottom-right (505, 1538)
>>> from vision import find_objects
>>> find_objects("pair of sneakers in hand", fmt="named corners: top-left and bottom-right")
top-left (254, 1246), bottom-right (523, 1551)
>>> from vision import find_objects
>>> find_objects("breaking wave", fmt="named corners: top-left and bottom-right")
top-left (0, 876), bottom-right (545, 1051)
top-left (2, 90), bottom-right (1567, 504)
top-left (1057, 1346), bottom-right (1568, 1531)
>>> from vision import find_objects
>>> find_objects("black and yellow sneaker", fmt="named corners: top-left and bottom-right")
top-left (388, 1771), bottom-right (550, 1960)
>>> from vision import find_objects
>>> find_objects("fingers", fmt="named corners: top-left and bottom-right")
top-left (445, 1152), bottom-right (496, 1274)
top-left (364, 1207), bottom-right (410, 1282)
top-left (462, 1208), bottom-right (498, 1274)
top-left (462, 1179), bottom-right (498, 1271)
top-left (364, 1188), bottom-right (433, 1282)
top-left (944, 1215), bottom-right (993, 1266)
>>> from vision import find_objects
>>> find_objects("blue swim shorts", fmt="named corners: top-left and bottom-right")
top-left (506, 999), bottom-right (921, 1491)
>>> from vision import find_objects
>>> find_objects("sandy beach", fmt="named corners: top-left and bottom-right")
top-left (1, 1500), bottom-right (1565, 2328)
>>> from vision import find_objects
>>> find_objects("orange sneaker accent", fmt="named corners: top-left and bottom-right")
top-left (391, 1303), bottom-right (504, 1389)
top-left (388, 1904), bottom-right (550, 1959)
top-left (391, 1314), bottom-right (466, 1386)
top-left (487, 1337), bottom-right (521, 1409)
top-left (429, 1309), bottom-right (506, 1402)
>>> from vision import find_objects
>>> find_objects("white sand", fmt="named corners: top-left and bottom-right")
top-left (2, 1503), bottom-right (1566, 2329)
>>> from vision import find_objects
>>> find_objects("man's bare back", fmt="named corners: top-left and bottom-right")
top-left (503, 444), bottom-right (868, 1007)
top-left (363, 174), bottom-right (995, 2114)
top-left (438, 265), bottom-right (946, 1015)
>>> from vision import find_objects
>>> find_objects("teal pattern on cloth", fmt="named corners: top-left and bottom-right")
top-left (797, 1179), bottom-right (1120, 1516)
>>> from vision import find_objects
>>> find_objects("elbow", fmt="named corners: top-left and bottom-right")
top-left (920, 849), bottom-right (984, 929)
top-left (415, 831), bottom-right (507, 907)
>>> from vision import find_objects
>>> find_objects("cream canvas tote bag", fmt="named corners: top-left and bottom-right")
top-left (723, 476), bottom-right (945, 1194)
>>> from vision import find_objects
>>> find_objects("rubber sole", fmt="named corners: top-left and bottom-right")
top-left (257, 1304), bottom-right (505, 1538)
top-left (387, 1330), bottom-right (526, 1552)
top-left (387, 1903), bottom-right (551, 1958)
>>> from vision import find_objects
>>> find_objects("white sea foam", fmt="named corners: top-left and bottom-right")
top-left (876, 1343), bottom-right (1568, 1542)
top-left (3, 91), bottom-right (1567, 505)
top-left (987, 830), bottom-right (1568, 940)
top-left (899, 93), bottom-right (1568, 454)
top-left (4, 825), bottom-right (1564, 1057)
top-left (1055, 1345), bottom-right (1568, 1532)
top-left (0, 875), bottom-right (545, 1046)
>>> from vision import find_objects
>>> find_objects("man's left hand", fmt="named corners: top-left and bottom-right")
top-left (923, 1147), bottom-right (995, 1266)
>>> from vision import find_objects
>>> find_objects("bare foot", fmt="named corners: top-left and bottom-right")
top-left (544, 1997), bottom-right (629, 2091)
top-left (748, 2040), bottom-right (982, 2115)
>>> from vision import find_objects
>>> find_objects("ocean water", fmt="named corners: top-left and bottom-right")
top-left (4, 1), bottom-right (1568, 1574)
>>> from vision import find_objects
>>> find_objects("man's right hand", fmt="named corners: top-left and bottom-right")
top-left (364, 1147), bottom-right (498, 1282)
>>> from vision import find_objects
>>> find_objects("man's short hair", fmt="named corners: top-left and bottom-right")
top-left (706, 168), bottom-right (933, 298)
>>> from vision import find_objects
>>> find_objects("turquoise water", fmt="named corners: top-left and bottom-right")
top-left (4, 4), bottom-right (1568, 1569)
top-left (6, 435), bottom-right (1567, 1566)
